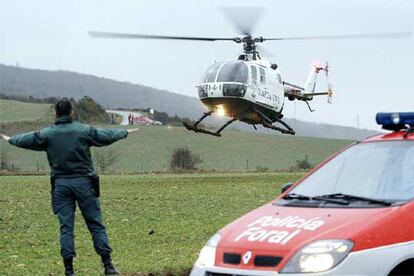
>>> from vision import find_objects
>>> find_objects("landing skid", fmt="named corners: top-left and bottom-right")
top-left (183, 111), bottom-right (237, 137)
top-left (255, 109), bottom-right (296, 135)
top-left (183, 109), bottom-right (295, 137)
top-left (262, 120), bottom-right (295, 135)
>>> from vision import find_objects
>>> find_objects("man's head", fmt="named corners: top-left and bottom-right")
top-left (55, 98), bottom-right (73, 118)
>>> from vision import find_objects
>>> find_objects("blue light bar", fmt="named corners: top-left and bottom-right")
top-left (376, 112), bottom-right (414, 131)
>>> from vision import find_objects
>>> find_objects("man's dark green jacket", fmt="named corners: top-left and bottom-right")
top-left (9, 116), bottom-right (128, 178)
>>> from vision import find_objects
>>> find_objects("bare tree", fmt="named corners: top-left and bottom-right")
top-left (0, 147), bottom-right (11, 170)
top-left (0, 147), bottom-right (17, 172)
top-left (93, 148), bottom-right (119, 173)
top-left (289, 154), bottom-right (313, 172)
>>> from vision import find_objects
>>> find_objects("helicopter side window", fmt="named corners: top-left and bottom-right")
top-left (201, 62), bottom-right (223, 83)
top-left (259, 67), bottom-right (266, 84)
top-left (251, 66), bottom-right (258, 85)
top-left (216, 61), bottom-right (248, 83)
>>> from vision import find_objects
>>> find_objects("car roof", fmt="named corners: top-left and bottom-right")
top-left (362, 131), bottom-right (414, 143)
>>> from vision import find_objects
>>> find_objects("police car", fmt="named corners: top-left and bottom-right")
top-left (191, 112), bottom-right (414, 276)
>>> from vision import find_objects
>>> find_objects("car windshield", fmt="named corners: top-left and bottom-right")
top-left (287, 141), bottom-right (414, 202)
top-left (216, 61), bottom-right (248, 83)
top-left (200, 62), bottom-right (223, 83)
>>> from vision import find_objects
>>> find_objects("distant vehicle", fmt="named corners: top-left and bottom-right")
top-left (131, 115), bottom-right (162, 126)
top-left (89, 8), bottom-right (411, 137)
top-left (191, 112), bottom-right (414, 276)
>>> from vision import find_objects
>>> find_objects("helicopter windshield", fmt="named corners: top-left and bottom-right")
top-left (217, 61), bottom-right (248, 83)
top-left (201, 62), bottom-right (223, 83)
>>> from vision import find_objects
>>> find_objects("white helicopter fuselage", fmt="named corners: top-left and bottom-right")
top-left (88, 12), bottom-right (399, 137)
top-left (197, 56), bottom-right (285, 124)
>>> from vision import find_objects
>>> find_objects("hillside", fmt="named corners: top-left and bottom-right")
top-left (0, 105), bottom-right (350, 173)
top-left (0, 64), bottom-right (203, 119)
top-left (0, 99), bottom-right (53, 123)
top-left (0, 63), bottom-right (378, 139)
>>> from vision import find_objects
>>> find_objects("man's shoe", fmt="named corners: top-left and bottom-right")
top-left (63, 257), bottom-right (75, 276)
top-left (104, 266), bottom-right (120, 276)
top-left (101, 254), bottom-right (120, 275)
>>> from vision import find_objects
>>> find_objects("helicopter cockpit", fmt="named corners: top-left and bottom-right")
top-left (201, 61), bottom-right (248, 84)
top-left (217, 61), bottom-right (248, 83)
top-left (199, 61), bottom-right (249, 98)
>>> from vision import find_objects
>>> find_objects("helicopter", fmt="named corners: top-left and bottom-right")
top-left (88, 8), bottom-right (411, 137)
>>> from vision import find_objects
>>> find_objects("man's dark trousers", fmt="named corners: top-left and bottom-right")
top-left (52, 177), bottom-right (112, 259)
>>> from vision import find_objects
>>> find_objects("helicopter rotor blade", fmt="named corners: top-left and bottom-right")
top-left (221, 7), bottom-right (264, 36)
top-left (263, 31), bottom-right (412, 41)
top-left (88, 31), bottom-right (236, 41)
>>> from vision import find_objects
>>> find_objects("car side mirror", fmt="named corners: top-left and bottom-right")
top-left (281, 182), bottom-right (293, 193)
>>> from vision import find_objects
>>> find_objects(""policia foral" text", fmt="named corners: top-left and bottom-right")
top-left (234, 216), bottom-right (325, 245)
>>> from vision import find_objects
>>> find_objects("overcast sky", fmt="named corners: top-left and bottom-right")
top-left (1, 0), bottom-right (413, 130)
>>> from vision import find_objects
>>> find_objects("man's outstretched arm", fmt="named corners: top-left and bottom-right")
top-left (1, 131), bottom-right (47, 151)
top-left (87, 127), bottom-right (139, 147)
top-left (126, 128), bottom-right (139, 134)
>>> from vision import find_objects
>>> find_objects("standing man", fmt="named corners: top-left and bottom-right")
top-left (0, 98), bottom-right (138, 276)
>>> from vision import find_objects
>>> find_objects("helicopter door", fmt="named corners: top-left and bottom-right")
top-left (259, 67), bottom-right (266, 85)
top-left (251, 65), bottom-right (258, 87)
top-left (255, 67), bottom-right (275, 108)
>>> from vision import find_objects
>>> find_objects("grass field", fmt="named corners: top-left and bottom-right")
top-left (0, 125), bottom-right (350, 173)
top-left (0, 99), bottom-right (53, 123)
top-left (0, 100), bottom-right (351, 174)
top-left (0, 172), bottom-right (302, 275)
top-left (0, 99), bottom-right (351, 173)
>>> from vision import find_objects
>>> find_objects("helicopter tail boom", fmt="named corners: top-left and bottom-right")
top-left (284, 62), bottom-right (333, 104)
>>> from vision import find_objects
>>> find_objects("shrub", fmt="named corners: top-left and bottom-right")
top-left (74, 96), bottom-right (110, 124)
top-left (170, 147), bottom-right (202, 171)
top-left (255, 166), bottom-right (270, 173)
top-left (292, 154), bottom-right (312, 171)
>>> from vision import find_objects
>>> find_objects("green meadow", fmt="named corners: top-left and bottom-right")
top-left (0, 99), bottom-right (53, 123)
top-left (1, 125), bottom-right (350, 173)
top-left (0, 173), bottom-right (302, 275)
top-left (0, 100), bottom-right (349, 275)
top-left (0, 99), bottom-right (350, 173)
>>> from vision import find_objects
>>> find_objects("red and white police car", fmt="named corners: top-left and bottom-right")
top-left (191, 112), bottom-right (414, 276)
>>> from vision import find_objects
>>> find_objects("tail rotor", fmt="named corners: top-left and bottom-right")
top-left (324, 62), bottom-right (334, 104)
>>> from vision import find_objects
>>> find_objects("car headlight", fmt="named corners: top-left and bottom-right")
top-left (195, 233), bottom-right (221, 267)
top-left (281, 240), bottom-right (354, 273)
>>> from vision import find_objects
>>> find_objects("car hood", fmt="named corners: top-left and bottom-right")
top-left (217, 202), bottom-right (398, 259)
